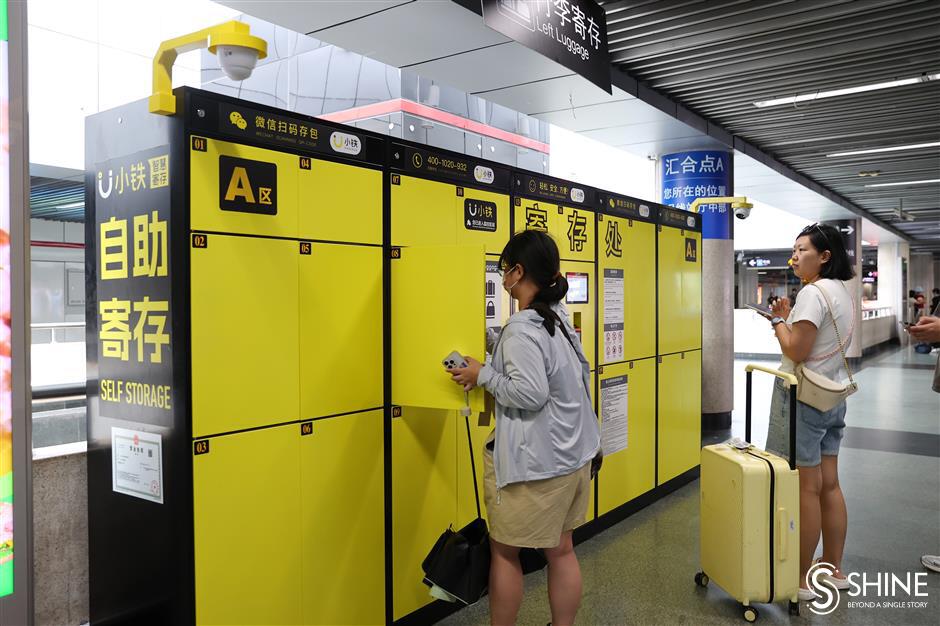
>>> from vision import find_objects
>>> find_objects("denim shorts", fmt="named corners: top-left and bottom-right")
top-left (765, 378), bottom-right (847, 467)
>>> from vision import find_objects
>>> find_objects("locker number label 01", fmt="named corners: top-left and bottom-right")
top-left (191, 136), bottom-right (208, 152)
top-left (219, 155), bottom-right (277, 216)
top-left (192, 234), bottom-right (208, 248)
top-left (464, 199), bottom-right (497, 232)
top-left (300, 421), bottom-right (314, 436)
top-left (685, 238), bottom-right (698, 262)
top-left (193, 440), bottom-right (210, 455)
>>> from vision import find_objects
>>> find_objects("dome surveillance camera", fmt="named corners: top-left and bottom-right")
top-left (217, 44), bottom-right (260, 81)
top-left (734, 205), bottom-right (752, 219)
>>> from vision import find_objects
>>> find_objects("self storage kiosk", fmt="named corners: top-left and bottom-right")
top-left (85, 87), bottom-right (702, 625)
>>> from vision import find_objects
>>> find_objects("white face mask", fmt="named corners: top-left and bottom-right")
top-left (502, 265), bottom-right (520, 298)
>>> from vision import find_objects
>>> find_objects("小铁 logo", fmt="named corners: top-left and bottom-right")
top-left (807, 561), bottom-right (931, 615)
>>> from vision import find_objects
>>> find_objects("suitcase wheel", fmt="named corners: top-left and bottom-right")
top-left (742, 606), bottom-right (759, 622)
top-left (789, 601), bottom-right (800, 616)
top-left (694, 572), bottom-right (709, 588)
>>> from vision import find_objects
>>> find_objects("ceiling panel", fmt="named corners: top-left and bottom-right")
top-left (218, 0), bottom-right (413, 35)
top-left (476, 74), bottom-right (632, 115)
top-left (532, 98), bottom-right (676, 134)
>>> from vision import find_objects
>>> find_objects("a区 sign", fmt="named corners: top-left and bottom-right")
top-left (482, 0), bottom-right (611, 94)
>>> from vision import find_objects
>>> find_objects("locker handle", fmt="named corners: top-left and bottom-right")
top-left (776, 508), bottom-right (789, 560)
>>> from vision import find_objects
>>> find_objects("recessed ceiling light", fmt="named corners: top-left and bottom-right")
top-left (865, 179), bottom-right (940, 188)
top-left (827, 142), bottom-right (940, 157)
top-left (858, 171), bottom-right (881, 177)
top-left (754, 73), bottom-right (940, 108)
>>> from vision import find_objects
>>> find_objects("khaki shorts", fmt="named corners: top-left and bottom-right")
top-left (482, 434), bottom-right (591, 549)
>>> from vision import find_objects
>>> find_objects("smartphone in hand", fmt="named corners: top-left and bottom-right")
top-left (746, 303), bottom-right (774, 318)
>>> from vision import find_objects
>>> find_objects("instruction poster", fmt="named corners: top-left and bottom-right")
top-left (600, 375), bottom-right (628, 455)
top-left (603, 268), bottom-right (624, 362)
top-left (485, 260), bottom-right (503, 331)
top-left (111, 427), bottom-right (164, 504)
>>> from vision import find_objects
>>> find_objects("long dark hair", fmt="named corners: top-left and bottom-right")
top-left (797, 223), bottom-right (855, 280)
top-left (499, 230), bottom-right (569, 336)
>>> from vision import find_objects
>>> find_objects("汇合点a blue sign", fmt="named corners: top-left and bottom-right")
top-left (661, 151), bottom-right (731, 239)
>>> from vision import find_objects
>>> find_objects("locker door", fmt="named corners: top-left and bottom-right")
top-left (597, 359), bottom-right (656, 515)
top-left (299, 244), bottom-right (383, 419)
top-left (391, 176), bottom-right (457, 247)
top-left (657, 350), bottom-right (702, 484)
top-left (298, 159), bottom-right (382, 245)
top-left (191, 235), bottom-right (299, 437)
top-left (658, 227), bottom-right (702, 355)
top-left (393, 407), bottom-right (458, 621)
top-left (193, 425), bottom-right (302, 625)
top-left (190, 138), bottom-right (299, 239)
top-left (391, 245), bottom-right (485, 411)
top-left (300, 411), bottom-right (384, 625)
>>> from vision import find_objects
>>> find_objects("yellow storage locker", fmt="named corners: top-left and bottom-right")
top-left (392, 407), bottom-right (458, 621)
top-left (391, 245), bottom-right (485, 412)
top-left (657, 350), bottom-right (702, 484)
top-left (193, 425), bottom-right (302, 625)
top-left (300, 410), bottom-right (384, 625)
top-left (391, 176), bottom-right (456, 248)
top-left (298, 158), bottom-right (382, 245)
top-left (190, 137), bottom-right (299, 239)
top-left (299, 243), bottom-right (383, 419)
top-left (598, 214), bottom-right (656, 363)
top-left (190, 235), bottom-right (299, 437)
top-left (597, 359), bottom-right (655, 515)
top-left (657, 224), bottom-right (702, 355)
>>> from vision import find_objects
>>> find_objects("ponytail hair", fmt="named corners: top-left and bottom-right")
top-left (498, 230), bottom-right (568, 336)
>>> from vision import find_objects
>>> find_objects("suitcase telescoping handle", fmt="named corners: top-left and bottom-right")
top-left (744, 364), bottom-right (798, 471)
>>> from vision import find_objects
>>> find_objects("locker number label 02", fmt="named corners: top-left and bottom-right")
top-left (464, 199), bottom-right (497, 232)
top-left (193, 440), bottom-right (210, 455)
top-left (685, 238), bottom-right (698, 262)
top-left (219, 155), bottom-right (277, 216)
top-left (192, 233), bottom-right (208, 248)
top-left (300, 421), bottom-right (314, 436)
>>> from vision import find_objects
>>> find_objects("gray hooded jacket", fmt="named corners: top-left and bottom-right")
top-left (477, 303), bottom-right (601, 489)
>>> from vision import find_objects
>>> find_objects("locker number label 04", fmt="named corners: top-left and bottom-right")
top-left (219, 155), bottom-right (277, 216)
top-left (685, 238), bottom-right (697, 262)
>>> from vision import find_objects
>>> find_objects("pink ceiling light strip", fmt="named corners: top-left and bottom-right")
top-left (319, 98), bottom-right (550, 154)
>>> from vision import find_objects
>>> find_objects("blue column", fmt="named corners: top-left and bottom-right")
top-left (661, 151), bottom-right (732, 240)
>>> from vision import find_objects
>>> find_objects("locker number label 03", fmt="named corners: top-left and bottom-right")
top-left (685, 238), bottom-right (697, 262)
top-left (219, 155), bottom-right (277, 216)
top-left (464, 199), bottom-right (497, 232)
top-left (193, 440), bottom-right (210, 455)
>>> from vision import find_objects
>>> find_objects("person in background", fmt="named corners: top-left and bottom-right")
top-left (913, 288), bottom-right (926, 320)
top-left (930, 288), bottom-right (940, 317)
top-left (762, 223), bottom-right (857, 601)
top-left (448, 230), bottom-right (601, 626)
top-left (790, 287), bottom-right (800, 304)
top-left (907, 314), bottom-right (940, 572)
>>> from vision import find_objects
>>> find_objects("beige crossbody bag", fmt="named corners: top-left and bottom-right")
top-left (794, 282), bottom-right (858, 412)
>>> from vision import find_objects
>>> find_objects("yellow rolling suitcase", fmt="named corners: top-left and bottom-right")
top-left (695, 365), bottom-right (800, 622)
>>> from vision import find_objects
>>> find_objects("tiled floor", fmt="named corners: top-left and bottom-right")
top-left (439, 346), bottom-right (940, 625)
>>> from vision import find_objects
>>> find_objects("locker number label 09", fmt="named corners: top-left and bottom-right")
top-left (194, 440), bottom-right (210, 455)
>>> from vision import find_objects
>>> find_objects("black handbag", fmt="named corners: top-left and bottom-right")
top-left (421, 416), bottom-right (491, 605)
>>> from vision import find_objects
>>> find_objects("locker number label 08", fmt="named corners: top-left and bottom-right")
top-left (219, 156), bottom-right (277, 216)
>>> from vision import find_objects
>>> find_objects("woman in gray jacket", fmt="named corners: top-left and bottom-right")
top-left (450, 230), bottom-right (601, 626)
